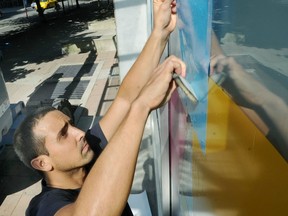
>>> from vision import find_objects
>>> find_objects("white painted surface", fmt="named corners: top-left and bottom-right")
top-left (114, 0), bottom-right (152, 81)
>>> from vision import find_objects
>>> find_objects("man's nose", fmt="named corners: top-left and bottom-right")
top-left (70, 125), bottom-right (85, 139)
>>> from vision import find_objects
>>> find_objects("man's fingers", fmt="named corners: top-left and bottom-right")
top-left (139, 56), bottom-right (185, 110)
top-left (164, 55), bottom-right (186, 78)
top-left (210, 55), bottom-right (228, 75)
top-left (171, 0), bottom-right (177, 14)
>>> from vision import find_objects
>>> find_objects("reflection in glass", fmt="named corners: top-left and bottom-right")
top-left (211, 0), bottom-right (288, 161)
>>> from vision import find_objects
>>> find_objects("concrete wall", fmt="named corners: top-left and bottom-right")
top-left (114, 0), bottom-right (152, 81)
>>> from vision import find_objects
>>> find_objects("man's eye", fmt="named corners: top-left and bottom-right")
top-left (60, 124), bottom-right (69, 137)
top-left (61, 130), bottom-right (67, 137)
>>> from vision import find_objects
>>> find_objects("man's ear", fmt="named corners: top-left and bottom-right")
top-left (31, 155), bottom-right (53, 172)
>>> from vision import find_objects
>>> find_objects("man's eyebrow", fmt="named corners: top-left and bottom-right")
top-left (57, 121), bottom-right (69, 140)
top-left (68, 118), bottom-right (74, 125)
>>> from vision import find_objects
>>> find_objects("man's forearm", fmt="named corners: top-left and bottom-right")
top-left (99, 0), bottom-right (176, 141)
top-left (262, 95), bottom-right (288, 144)
top-left (117, 0), bottom-right (176, 103)
top-left (99, 30), bottom-right (169, 140)
top-left (117, 29), bottom-right (169, 102)
top-left (75, 101), bottom-right (150, 216)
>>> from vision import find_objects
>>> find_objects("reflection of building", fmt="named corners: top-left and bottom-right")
top-left (0, 0), bottom-right (23, 8)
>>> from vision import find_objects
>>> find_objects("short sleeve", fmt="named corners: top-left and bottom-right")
top-left (26, 189), bottom-right (79, 216)
top-left (90, 121), bottom-right (108, 148)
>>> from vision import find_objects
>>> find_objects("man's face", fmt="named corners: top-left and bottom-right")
top-left (34, 110), bottom-right (94, 172)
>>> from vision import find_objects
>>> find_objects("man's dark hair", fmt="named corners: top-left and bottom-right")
top-left (13, 106), bottom-right (56, 170)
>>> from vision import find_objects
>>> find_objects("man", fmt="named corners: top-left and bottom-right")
top-left (14, 0), bottom-right (186, 215)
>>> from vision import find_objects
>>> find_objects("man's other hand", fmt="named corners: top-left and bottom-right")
top-left (153, 0), bottom-right (177, 38)
top-left (137, 55), bottom-right (186, 110)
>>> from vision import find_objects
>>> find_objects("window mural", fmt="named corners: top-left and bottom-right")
top-left (168, 0), bottom-right (288, 215)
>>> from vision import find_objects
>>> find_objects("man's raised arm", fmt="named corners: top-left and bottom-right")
top-left (100, 0), bottom-right (177, 140)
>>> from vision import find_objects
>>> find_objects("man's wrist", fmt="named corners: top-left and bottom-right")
top-left (131, 98), bottom-right (151, 117)
top-left (151, 28), bottom-right (170, 44)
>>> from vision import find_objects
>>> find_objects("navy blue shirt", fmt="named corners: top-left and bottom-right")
top-left (26, 123), bottom-right (133, 216)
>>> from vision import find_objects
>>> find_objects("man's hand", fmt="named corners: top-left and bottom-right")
top-left (211, 55), bottom-right (272, 107)
top-left (153, 0), bottom-right (177, 38)
top-left (137, 55), bottom-right (186, 110)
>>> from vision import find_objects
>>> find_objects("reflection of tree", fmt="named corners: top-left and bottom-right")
top-left (35, 0), bottom-right (45, 20)
top-left (130, 134), bottom-right (159, 216)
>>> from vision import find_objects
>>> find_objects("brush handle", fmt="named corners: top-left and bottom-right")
top-left (173, 73), bottom-right (198, 104)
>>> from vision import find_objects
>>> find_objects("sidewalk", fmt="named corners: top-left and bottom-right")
top-left (0, 3), bottom-right (119, 215)
top-left (0, 1), bottom-right (101, 37)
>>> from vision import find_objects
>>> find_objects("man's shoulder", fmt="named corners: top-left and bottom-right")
top-left (26, 187), bottom-right (79, 216)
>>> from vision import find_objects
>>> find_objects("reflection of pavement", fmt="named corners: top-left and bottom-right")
top-left (221, 42), bottom-right (288, 77)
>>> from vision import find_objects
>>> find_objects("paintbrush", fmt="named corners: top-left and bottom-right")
top-left (173, 73), bottom-right (198, 104)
